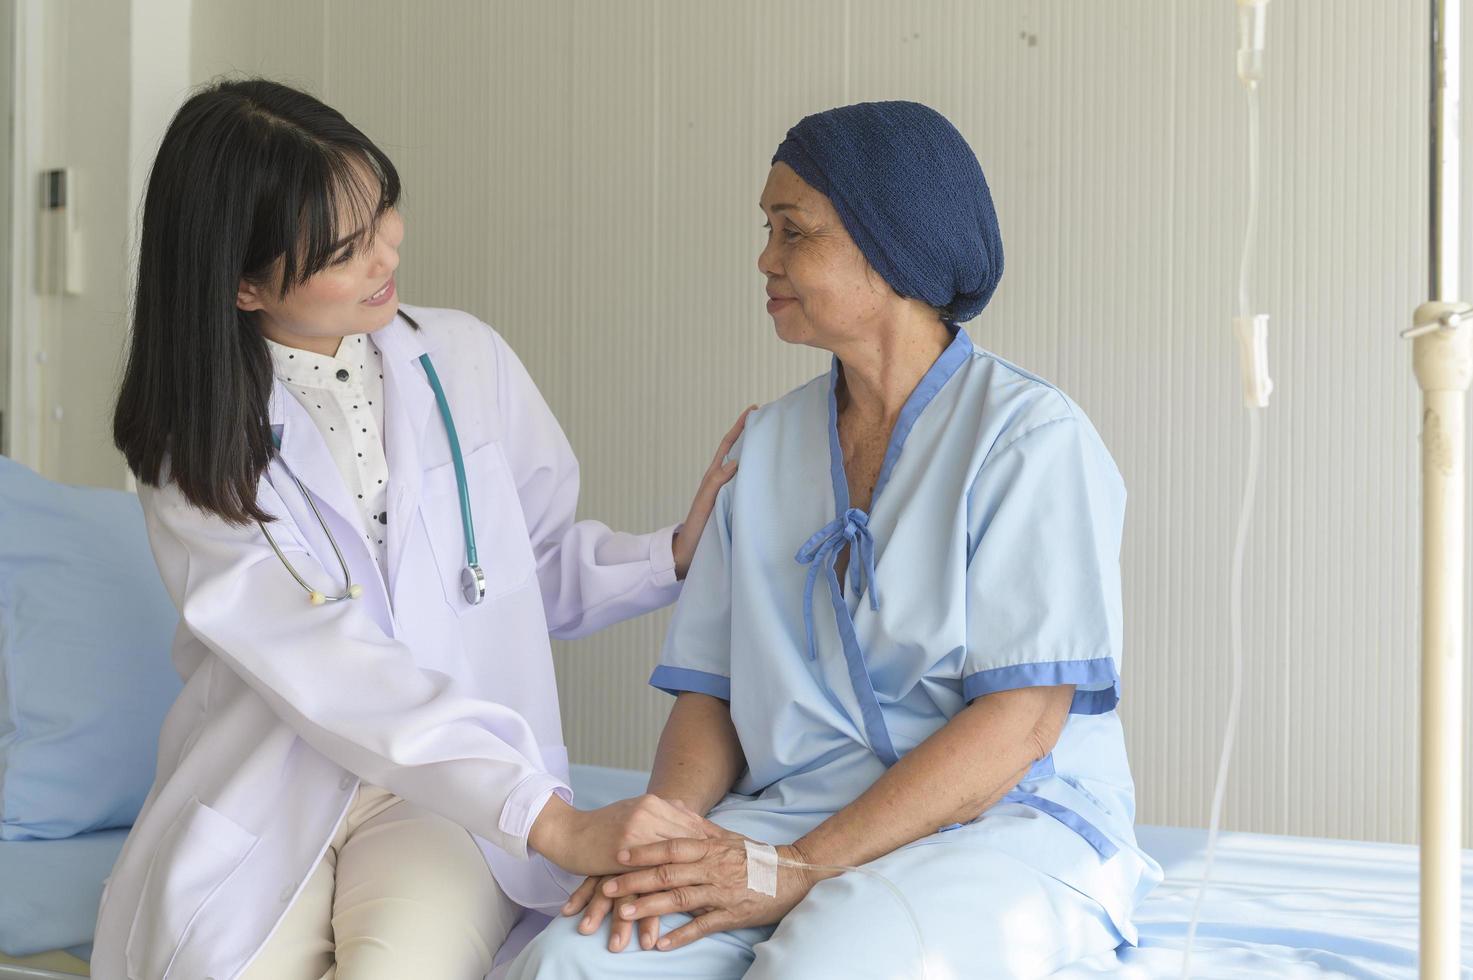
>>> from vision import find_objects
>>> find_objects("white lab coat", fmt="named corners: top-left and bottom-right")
top-left (90, 306), bottom-right (681, 980)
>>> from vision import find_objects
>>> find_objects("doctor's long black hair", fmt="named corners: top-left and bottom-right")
top-left (114, 78), bottom-right (403, 525)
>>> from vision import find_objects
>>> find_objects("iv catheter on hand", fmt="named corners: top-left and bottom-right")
top-left (258, 352), bottom-right (486, 607)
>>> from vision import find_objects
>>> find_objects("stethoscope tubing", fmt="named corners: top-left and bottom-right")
top-left (258, 351), bottom-right (483, 606)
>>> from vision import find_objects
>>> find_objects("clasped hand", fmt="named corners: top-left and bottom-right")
top-left (562, 808), bottom-right (821, 953)
top-left (529, 794), bottom-right (711, 877)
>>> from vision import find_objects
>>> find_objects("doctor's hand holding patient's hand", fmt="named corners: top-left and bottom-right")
top-left (559, 799), bottom-right (703, 953)
top-left (528, 793), bottom-right (711, 877)
top-left (672, 407), bottom-right (755, 579)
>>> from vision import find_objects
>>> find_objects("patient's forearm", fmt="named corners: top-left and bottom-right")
top-left (791, 685), bottom-right (1073, 873)
top-left (646, 692), bottom-right (745, 815)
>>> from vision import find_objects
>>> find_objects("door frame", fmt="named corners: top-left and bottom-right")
top-left (3, 0), bottom-right (45, 467)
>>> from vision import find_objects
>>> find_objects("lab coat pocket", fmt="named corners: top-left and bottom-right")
top-left (124, 798), bottom-right (258, 979)
top-left (423, 442), bottom-right (536, 610)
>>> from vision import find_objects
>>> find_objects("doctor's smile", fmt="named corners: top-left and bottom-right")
top-left (363, 276), bottom-right (395, 306)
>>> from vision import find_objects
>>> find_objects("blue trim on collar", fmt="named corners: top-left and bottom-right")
top-left (795, 508), bottom-right (879, 661)
top-left (823, 327), bottom-right (974, 517)
top-left (792, 329), bottom-right (972, 770)
top-left (871, 328), bottom-right (973, 502)
top-left (822, 549), bottom-right (899, 767)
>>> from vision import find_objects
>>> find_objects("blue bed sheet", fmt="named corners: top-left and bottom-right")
top-left (1059, 825), bottom-right (1473, 978)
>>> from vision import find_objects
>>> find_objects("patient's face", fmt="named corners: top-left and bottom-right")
top-left (757, 163), bottom-right (895, 351)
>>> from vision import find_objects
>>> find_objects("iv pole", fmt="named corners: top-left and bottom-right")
top-left (1405, 1), bottom-right (1470, 976)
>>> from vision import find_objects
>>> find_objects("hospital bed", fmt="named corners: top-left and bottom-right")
top-left (3, 763), bottom-right (1470, 979)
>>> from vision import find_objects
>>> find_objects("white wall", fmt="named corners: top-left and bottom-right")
top-left (189, 0), bottom-right (1470, 846)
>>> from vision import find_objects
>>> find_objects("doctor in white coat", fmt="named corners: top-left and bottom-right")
top-left (99, 79), bottom-right (741, 979)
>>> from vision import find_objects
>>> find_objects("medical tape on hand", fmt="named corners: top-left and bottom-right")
top-left (744, 840), bottom-right (779, 897)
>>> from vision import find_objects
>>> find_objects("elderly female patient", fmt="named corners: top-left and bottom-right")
top-left (510, 101), bottom-right (1162, 979)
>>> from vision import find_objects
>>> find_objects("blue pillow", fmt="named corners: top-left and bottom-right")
top-left (0, 456), bottom-right (180, 839)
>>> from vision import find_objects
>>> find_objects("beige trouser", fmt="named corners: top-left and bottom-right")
top-left (240, 784), bottom-right (520, 980)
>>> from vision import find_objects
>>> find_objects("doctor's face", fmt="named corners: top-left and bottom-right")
top-left (757, 163), bottom-right (895, 351)
top-left (238, 197), bottom-right (405, 357)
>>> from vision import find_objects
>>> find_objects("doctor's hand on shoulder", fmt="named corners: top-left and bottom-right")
top-left (529, 793), bottom-right (712, 877)
top-left (671, 407), bottom-right (754, 579)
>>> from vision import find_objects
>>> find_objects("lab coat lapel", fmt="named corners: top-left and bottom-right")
top-left (268, 385), bottom-right (392, 624)
top-left (269, 384), bottom-right (366, 538)
top-left (373, 317), bottom-right (435, 601)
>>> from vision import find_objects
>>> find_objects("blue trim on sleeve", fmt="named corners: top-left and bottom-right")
top-left (1068, 686), bottom-right (1120, 714)
top-left (649, 665), bottom-right (731, 701)
top-left (962, 656), bottom-right (1121, 714)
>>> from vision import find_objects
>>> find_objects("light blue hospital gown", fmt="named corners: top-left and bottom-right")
top-left (511, 330), bottom-right (1162, 979)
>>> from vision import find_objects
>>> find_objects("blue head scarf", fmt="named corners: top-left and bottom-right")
top-left (772, 101), bottom-right (1003, 323)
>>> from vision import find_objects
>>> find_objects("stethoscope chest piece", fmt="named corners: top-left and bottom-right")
top-left (461, 563), bottom-right (486, 605)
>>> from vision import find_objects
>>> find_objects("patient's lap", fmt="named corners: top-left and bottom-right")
top-left (508, 827), bottom-right (1121, 980)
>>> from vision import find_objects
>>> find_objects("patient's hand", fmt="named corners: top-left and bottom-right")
top-left (528, 794), bottom-right (709, 877)
top-left (597, 820), bottom-right (827, 951)
top-left (561, 872), bottom-right (663, 952)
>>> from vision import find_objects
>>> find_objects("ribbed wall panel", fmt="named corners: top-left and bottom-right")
top-left (192, 0), bottom-right (1471, 845)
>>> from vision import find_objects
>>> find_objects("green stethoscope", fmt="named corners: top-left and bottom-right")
top-left (258, 353), bottom-right (485, 607)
